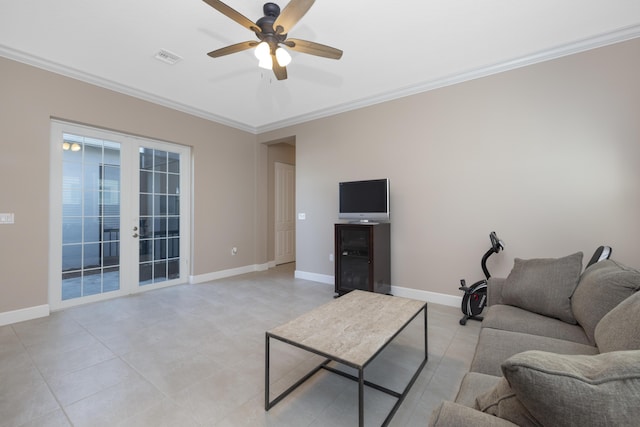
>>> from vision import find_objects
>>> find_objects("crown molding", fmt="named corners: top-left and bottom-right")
top-left (255, 23), bottom-right (640, 133)
top-left (2, 23), bottom-right (640, 135)
top-left (0, 45), bottom-right (256, 133)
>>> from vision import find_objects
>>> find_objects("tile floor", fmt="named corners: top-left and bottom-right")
top-left (0, 263), bottom-right (481, 427)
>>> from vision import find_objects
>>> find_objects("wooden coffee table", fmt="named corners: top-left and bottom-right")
top-left (265, 290), bottom-right (428, 426)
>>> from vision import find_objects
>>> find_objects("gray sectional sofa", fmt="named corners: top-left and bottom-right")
top-left (429, 254), bottom-right (640, 426)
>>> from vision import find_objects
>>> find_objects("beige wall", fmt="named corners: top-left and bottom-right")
top-left (259, 38), bottom-right (640, 296)
top-left (2, 37), bottom-right (639, 316)
top-left (0, 56), bottom-right (260, 314)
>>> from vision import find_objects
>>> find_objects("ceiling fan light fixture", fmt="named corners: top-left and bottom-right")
top-left (203, 0), bottom-right (343, 80)
top-left (275, 47), bottom-right (291, 67)
top-left (254, 41), bottom-right (270, 60)
top-left (258, 55), bottom-right (273, 70)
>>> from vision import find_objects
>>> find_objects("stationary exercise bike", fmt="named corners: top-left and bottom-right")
top-left (458, 232), bottom-right (505, 325)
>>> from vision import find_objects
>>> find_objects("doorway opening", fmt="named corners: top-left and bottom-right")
top-left (266, 140), bottom-right (295, 267)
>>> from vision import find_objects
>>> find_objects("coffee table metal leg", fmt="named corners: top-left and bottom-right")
top-left (358, 367), bottom-right (365, 427)
top-left (265, 333), bottom-right (270, 410)
top-left (424, 305), bottom-right (428, 360)
top-left (266, 333), bottom-right (333, 412)
top-left (381, 305), bottom-right (428, 426)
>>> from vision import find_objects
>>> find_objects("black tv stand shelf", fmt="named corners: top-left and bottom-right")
top-left (334, 223), bottom-right (390, 296)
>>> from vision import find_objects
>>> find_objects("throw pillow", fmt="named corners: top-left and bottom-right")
top-left (594, 290), bottom-right (640, 352)
top-left (502, 252), bottom-right (583, 324)
top-left (474, 377), bottom-right (538, 427)
top-left (572, 259), bottom-right (640, 345)
top-left (501, 350), bottom-right (640, 427)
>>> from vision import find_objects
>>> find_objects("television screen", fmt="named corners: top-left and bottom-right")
top-left (339, 179), bottom-right (389, 221)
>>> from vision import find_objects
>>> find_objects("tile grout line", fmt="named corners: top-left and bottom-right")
top-left (11, 320), bottom-right (77, 427)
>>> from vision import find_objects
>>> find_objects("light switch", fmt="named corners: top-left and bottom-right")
top-left (298, 213), bottom-right (306, 220)
top-left (0, 213), bottom-right (15, 224)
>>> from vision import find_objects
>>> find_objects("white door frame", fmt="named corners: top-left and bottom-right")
top-left (49, 120), bottom-right (191, 310)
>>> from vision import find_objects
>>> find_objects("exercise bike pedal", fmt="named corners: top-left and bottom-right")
top-left (459, 314), bottom-right (484, 325)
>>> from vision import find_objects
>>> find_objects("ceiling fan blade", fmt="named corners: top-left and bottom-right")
top-left (272, 54), bottom-right (288, 80)
top-left (273, 0), bottom-right (315, 34)
top-left (202, 0), bottom-right (261, 33)
top-left (284, 38), bottom-right (343, 59)
top-left (207, 41), bottom-right (258, 58)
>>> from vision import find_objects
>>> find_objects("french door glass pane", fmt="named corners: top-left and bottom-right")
top-left (61, 134), bottom-right (121, 300)
top-left (139, 147), bottom-right (180, 286)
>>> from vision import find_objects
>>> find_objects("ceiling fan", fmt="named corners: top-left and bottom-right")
top-left (203, 0), bottom-right (343, 80)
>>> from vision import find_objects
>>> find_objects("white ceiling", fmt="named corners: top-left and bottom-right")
top-left (1, 1), bottom-right (640, 133)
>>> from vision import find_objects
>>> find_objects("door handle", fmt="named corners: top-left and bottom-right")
top-left (132, 233), bottom-right (139, 238)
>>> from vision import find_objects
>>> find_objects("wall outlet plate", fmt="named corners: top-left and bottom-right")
top-left (0, 213), bottom-right (15, 224)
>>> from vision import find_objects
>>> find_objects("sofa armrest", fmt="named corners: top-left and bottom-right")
top-left (429, 401), bottom-right (518, 427)
top-left (487, 277), bottom-right (506, 306)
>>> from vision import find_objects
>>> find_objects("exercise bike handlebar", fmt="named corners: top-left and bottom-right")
top-left (482, 232), bottom-right (505, 279)
top-left (489, 231), bottom-right (505, 253)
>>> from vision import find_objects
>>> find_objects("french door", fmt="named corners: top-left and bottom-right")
top-left (49, 121), bottom-right (191, 309)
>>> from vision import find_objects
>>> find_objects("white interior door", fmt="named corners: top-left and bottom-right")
top-left (49, 121), bottom-right (191, 309)
top-left (274, 162), bottom-right (295, 265)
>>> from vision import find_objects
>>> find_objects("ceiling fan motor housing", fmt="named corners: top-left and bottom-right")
top-left (256, 3), bottom-right (287, 51)
top-left (263, 2), bottom-right (280, 17)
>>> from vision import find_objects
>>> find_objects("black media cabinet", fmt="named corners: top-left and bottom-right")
top-left (334, 222), bottom-right (391, 296)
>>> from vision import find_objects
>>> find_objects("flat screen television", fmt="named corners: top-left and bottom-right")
top-left (339, 179), bottom-right (390, 222)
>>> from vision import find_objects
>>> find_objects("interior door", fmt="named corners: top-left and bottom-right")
top-left (274, 162), bottom-right (295, 265)
top-left (49, 121), bottom-right (191, 309)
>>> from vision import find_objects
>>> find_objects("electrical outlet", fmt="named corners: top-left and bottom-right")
top-left (0, 213), bottom-right (14, 224)
top-left (231, 247), bottom-right (238, 255)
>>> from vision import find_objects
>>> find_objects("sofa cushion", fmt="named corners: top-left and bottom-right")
top-left (572, 259), bottom-right (640, 345)
top-left (594, 290), bottom-right (640, 352)
top-left (429, 401), bottom-right (519, 427)
top-left (455, 372), bottom-right (502, 407)
top-left (502, 252), bottom-right (583, 324)
top-left (487, 277), bottom-right (506, 306)
top-left (482, 304), bottom-right (590, 345)
top-left (500, 350), bottom-right (640, 427)
top-left (474, 377), bottom-right (538, 427)
top-left (470, 328), bottom-right (598, 376)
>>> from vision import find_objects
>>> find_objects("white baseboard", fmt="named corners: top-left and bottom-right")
top-left (0, 274), bottom-right (460, 326)
top-left (294, 270), bottom-right (334, 285)
top-left (190, 263), bottom-right (270, 284)
top-left (390, 286), bottom-right (462, 308)
top-left (0, 304), bottom-right (50, 326)
top-left (293, 271), bottom-right (462, 308)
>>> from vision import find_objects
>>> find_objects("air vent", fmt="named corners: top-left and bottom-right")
top-left (154, 49), bottom-right (182, 65)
